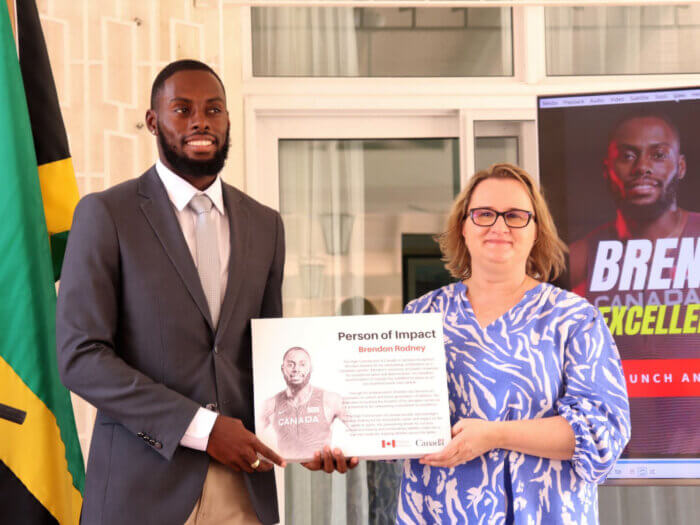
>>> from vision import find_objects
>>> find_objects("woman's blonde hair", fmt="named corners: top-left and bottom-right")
top-left (438, 163), bottom-right (567, 281)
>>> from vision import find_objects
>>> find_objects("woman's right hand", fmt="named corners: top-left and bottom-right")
top-left (419, 418), bottom-right (502, 468)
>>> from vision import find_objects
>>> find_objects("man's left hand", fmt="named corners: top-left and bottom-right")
top-left (301, 446), bottom-right (359, 474)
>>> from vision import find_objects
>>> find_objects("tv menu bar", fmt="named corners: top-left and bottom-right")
top-left (539, 89), bottom-right (700, 109)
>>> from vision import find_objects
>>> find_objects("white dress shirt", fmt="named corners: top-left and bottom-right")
top-left (155, 160), bottom-right (227, 451)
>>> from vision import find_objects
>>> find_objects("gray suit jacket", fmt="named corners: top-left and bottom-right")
top-left (56, 166), bottom-right (284, 524)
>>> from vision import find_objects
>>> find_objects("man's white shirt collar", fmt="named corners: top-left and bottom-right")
top-left (155, 159), bottom-right (225, 215)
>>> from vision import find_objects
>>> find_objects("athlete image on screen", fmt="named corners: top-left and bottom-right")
top-left (570, 112), bottom-right (700, 294)
top-left (258, 347), bottom-right (347, 460)
top-left (568, 112), bottom-right (700, 456)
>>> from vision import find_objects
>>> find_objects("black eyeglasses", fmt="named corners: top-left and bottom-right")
top-left (467, 207), bottom-right (535, 228)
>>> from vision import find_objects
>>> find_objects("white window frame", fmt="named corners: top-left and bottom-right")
top-left (244, 97), bottom-right (544, 205)
top-left (239, 5), bottom-right (700, 94)
top-left (240, 4), bottom-right (700, 202)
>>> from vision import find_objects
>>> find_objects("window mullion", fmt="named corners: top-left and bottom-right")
top-left (514, 5), bottom-right (546, 85)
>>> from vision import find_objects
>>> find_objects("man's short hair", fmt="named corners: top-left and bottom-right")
top-left (608, 110), bottom-right (681, 148)
top-left (282, 346), bottom-right (310, 363)
top-left (150, 59), bottom-right (225, 109)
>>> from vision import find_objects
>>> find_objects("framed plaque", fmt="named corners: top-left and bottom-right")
top-left (252, 313), bottom-right (452, 462)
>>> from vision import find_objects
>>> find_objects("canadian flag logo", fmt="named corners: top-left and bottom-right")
top-left (381, 439), bottom-right (396, 448)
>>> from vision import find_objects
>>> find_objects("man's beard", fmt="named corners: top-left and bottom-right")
top-left (616, 174), bottom-right (681, 223)
top-left (158, 123), bottom-right (230, 177)
top-left (285, 372), bottom-right (311, 391)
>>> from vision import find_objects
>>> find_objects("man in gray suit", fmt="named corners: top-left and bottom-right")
top-left (57, 60), bottom-right (287, 524)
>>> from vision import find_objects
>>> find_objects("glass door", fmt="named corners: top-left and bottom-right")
top-left (250, 111), bottom-right (459, 524)
top-left (279, 137), bottom-right (459, 319)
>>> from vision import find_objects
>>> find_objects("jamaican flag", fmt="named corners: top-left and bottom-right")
top-left (0, 0), bottom-right (84, 523)
top-left (18, 0), bottom-right (80, 279)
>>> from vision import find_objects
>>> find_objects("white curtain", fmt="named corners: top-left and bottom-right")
top-left (278, 139), bottom-right (368, 525)
top-left (279, 140), bottom-right (365, 314)
top-left (252, 6), bottom-right (359, 76)
top-left (545, 6), bottom-right (610, 75)
top-left (545, 5), bottom-right (696, 76)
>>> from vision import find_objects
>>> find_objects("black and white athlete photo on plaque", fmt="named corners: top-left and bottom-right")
top-left (257, 346), bottom-right (347, 461)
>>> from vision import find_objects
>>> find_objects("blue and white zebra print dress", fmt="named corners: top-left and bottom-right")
top-left (398, 282), bottom-right (631, 525)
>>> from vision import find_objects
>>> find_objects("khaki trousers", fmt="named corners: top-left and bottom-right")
top-left (184, 461), bottom-right (260, 524)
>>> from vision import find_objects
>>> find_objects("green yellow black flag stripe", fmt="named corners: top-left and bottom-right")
top-left (0, 1), bottom-right (84, 524)
top-left (16, 0), bottom-right (79, 280)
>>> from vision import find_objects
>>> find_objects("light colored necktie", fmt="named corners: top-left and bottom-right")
top-left (189, 194), bottom-right (221, 327)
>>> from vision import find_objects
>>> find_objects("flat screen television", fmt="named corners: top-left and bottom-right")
top-left (538, 87), bottom-right (700, 482)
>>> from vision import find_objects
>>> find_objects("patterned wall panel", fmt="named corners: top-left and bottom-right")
top-left (37, 0), bottom-right (243, 461)
top-left (102, 17), bottom-right (137, 107)
top-left (104, 131), bottom-right (139, 187)
top-left (38, 0), bottom-right (239, 195)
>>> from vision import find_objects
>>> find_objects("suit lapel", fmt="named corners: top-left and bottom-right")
top-left (216, 183), bottom-right (249, 339)
top-left (138, 167), bottom-right (215, 330)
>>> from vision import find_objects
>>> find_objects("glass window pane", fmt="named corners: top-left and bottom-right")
top-left (546, 5), bottom-right (700, 75)
top-left (278, 138), bottom-right (459, 318)
top-left (252, 7), bottom-right (512, 77)
top-left (475, 137), bottom-right (519, 172)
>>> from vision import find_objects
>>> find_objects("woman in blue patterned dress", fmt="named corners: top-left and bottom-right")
top-left (398, 163), bottom-right (630, 524)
